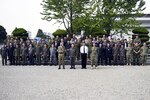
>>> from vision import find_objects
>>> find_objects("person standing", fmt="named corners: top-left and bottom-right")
top-left (50, 44), bottom-right (57, 66)
top-left (98, 43), bottom-right (104, 65)
top-left (113, 44), bottom-right (119, 65)
top-left (119, 44), bottom-right (125, 65)
top-left (105, 43), bottom-right (113, 65)
top-left (8, 43), bottom-right (14, 65)
top-left (126, 44), bottom-right (132, 65)
top-left (80, 42), bottom-right (88, 69)
top-left (28, 44), bottom-right (35, 65)
top-left (69, 44), bottom-right (76, 69)
top-left (35, 44), bottom-right (42, 65)
top-left (42, 44), bottom-right (48, 65)
top-left (14, 44), bottom-right (20, 65)
top-left (140, 43), bottom-right (148, 65)
top-left (57, 43), bottom-right (65, 69)
top-left (132, 42), bottom-right (141, 65)
top-left (90, 43), bottom-right (98, 69)
top-left (20, 43), bottom-right (28, 65)
top-left (0, 44), bottom-right (8, 66)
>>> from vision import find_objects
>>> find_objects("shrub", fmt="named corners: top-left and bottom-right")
top-left (12, 28), bottom-right (28, 39)
top-left (132, 27), bottom-right (149, 43)
top-left (53, 29), bottom-right (68, 37)
top-left (92, 29), bottom-right (108, 37)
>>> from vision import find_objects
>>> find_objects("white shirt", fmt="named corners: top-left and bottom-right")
top-left (80, 46), bottom-right (88, 54)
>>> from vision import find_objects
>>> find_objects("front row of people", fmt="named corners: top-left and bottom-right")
top-left (0, 41), bottom-right (148, 69)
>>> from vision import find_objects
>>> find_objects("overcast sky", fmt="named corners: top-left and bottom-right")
top-left (0, 0), bottom-right (150, 38)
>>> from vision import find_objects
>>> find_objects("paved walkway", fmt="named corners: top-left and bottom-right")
top-left (0, 65), bottom-right (150, 100)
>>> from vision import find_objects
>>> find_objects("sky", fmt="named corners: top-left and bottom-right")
top-left (0, 0), bottom-right (150, 38)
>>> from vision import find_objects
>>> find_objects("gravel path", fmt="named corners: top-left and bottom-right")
top-left (0, 65), bottom-right (150, 100)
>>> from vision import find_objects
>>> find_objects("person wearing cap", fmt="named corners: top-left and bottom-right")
top-left (69, 44), bottom-right (76, 69)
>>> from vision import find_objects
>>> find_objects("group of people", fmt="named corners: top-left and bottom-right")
top-left (0, 34), bottom-right (149, 69)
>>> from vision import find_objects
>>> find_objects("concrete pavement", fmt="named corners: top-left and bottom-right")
top-left (0, 65), bottom-right (150, 100)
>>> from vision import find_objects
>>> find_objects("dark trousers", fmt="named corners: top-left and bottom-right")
top-left (9, 55), bottom-right (14, 65)
top-left (81, 53), bottom-right (87, 69)
top-left (29, 55), bottom-right (34, 65)
top-left (98, 56), bottom-right (103, 65)
top-left (2, 56), bottom-right (7, 65)
top-left (106, 57), bottom-right (111, 65)
top-left (70, 57), bottom-right (75, 68)
top-left (133, 54), bottom-right (140, 65)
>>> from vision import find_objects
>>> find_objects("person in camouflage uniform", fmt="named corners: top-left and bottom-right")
top-left (90, 43), bottom-right (98, 69)
top-left (140, 42), bottom-right (148, 65)
top-left (42, 44), bottom-right (48, 65)
top-left (14, 44), bottom-right (20, 65)
top-left (57, 43), bottom-right (65, 69)
top-left (126, 44), bottom-right (132, 65)
top-left (132, 42), bottom-right (141, 65)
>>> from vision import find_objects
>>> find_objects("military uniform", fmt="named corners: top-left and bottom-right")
top-left (90, 46), bottom-right (98, 68)
top-left (98, 45), bottom-right (104, 65)
top-left (126, 47), bottom-right (132, 65)
top-left (70, 47), bottom-right (76, 69)
top-left (8, 45), bottom-right (14, 65)
top-left (0, 45), bottom-right (7, 65)
top-left (106, 46), bottom-right (113, 65)
top-left (50, 47), bottom-right (57, 65)
top-left (57, 45), bottom-right (65, 69)
top-left (113, 46), bottom-right (119, 65)
top-left (35, 44), bottom-right (41, 65)
top-left (140, 45), bottom-right (148, 65)
top-left (119, 47), bottom-right (125, 65)
top-left (42, 47), bottom-right (48, 65)
top-left (28, 47), bottom-right (35, 65)
top-left (132, 45), bottom-right (141, 65)
top-left (14, 46), bottom-right (20, 65)
top-left (20, 46), bottom-right (28, 65)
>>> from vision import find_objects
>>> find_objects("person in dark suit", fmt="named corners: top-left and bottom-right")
top-left (28, 44), bottom-right (35, 65)
top-left (98, 43), bottom-right (104, 65)
top-left (8, 43), bottom-right (14, 65)
top-left (0, 44), bottom-right (8, 66)
top-left (106, 43), bottom-right (113, 65)
top-left (80, 42), bottom-right (88, 69)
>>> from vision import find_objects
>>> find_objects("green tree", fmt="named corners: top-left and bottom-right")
top-left (73, 0), bottom-right (146, 36)
top-left (0, 25), bottom-right (7, 43)
top-left (12, 28), bottom-right (28, 39)
top-left (41, 0), bottom-right (90, 34)
top-left (36, 29), bottom-right (46, 38)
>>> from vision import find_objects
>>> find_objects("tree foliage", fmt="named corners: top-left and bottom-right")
top-left (0, 25), bottom-right (7, 43)
top-left (41, 0), bottom-right (146, 36)
top-left (36, 29), bottom-right (46, 38)
top-left (12, 28), bottom-right (28, 39)
top-left (41, 0), bottom-right (90, 34)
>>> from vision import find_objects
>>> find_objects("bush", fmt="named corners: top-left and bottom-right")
top-left (132, 27), bottom-right (149, 43)
top-left (12, 28), bottom-right (28, 39)
top-left (92, 29), bottom-right (108, 37)
top-left (132, 27), bottom-right (149, 34)
top-left (53, 29), bottom-right (68, 37)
